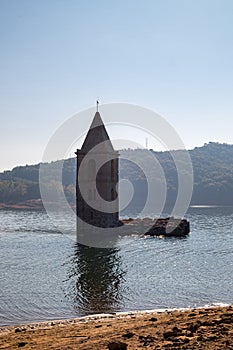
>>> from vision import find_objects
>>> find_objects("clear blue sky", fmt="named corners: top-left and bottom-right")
top-left (1, 0), bottom-right (233, 171)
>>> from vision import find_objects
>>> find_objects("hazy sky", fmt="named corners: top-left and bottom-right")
top-left (1, 0), bottom-right (233, 171)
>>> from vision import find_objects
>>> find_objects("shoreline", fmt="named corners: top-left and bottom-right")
top-left (0, 303), bottom-right (231, 329)
top-left (1, 305), bottom-right (232, 349)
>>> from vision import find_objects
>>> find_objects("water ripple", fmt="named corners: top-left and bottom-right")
top-left (0, 207), bottom-right (233, 326)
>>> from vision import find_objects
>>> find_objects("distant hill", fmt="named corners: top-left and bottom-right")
top-left (1, 142), bottom-right (233, 210)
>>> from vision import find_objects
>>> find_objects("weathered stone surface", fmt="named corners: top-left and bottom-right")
top-left (76, 112), bottom-right (120, 229)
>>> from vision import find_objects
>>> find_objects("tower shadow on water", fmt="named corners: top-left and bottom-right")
top-left (64, 244), bottom-right (125, 315)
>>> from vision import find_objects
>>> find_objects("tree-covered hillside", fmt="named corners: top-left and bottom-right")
top-left (1, 142), bottom-right (233, 207)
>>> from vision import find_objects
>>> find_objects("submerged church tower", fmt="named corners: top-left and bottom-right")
top-left (75, 109), bottom-right (119, 229)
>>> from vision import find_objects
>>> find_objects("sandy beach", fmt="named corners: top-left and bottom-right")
top-left (0, 305), bottom-right (232, 349)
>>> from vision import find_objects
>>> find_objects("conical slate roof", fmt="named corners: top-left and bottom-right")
top-left (81, 112), bottom-right (115, 153)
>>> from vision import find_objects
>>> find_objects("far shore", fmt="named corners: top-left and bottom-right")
top-left (0, 201), bottom-right (230, 211)
top-left (0, 200), bottom-right (76, 210)
top-left (0, 305), bottom-right (232, 349)
top-left (0, 200), bottom-right (44, 210)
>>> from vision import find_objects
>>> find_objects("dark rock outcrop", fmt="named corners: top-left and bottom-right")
top-left (144, 218), bottom-right (190, 237)
top-left (121, 217), bottom-right (190, 237)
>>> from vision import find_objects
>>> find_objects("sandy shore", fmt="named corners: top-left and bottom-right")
top-left (0, 306), bottom-right (232, 349)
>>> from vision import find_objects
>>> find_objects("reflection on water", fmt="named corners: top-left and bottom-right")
top-left (64, 244), bottom-right (126, 315)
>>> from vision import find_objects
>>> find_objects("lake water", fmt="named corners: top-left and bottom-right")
top-left (0, 206), bottom-right (232, 326)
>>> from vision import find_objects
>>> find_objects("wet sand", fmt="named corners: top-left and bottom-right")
top-left (0, 305), bottom-right (232, 349)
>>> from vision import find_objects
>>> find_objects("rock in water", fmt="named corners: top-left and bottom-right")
top-left (144, 218), bottom-right (190, 237)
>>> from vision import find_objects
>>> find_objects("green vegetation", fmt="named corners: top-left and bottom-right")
top-left (1, 142), bottom-right (233, 206)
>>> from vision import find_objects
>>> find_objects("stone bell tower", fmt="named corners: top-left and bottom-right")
top-left (75, 108), bottom-right (119, 228)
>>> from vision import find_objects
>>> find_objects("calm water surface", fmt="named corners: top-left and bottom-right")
top-left (0, 207), bottom-right (232, 326)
